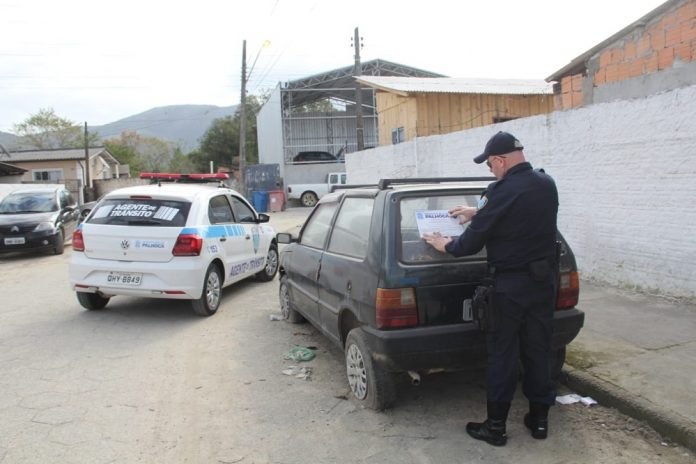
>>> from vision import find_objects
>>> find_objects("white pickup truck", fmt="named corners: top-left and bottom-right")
top-left (287, 172), bottom-right (347, 207)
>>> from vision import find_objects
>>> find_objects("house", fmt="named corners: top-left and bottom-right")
top-left (0, 161), bottom-right (27, 184)
top-left (5, 147), bottom-right (125, 201)
top-left (547, 0), bottom-right (696, 109)
top-left (355, 76), bottom-right (554, 146)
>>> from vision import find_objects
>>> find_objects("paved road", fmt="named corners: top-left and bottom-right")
top-left (0, 209), bottom-right (692, 463)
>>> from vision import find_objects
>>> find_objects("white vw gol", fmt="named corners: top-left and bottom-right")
top-left (69, 177), bottom-right (278, 316)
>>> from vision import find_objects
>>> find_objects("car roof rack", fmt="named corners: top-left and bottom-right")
top-left (378, 177), bottom-right (495, 190)
top-left (139, 172), bottom-right (230, 186)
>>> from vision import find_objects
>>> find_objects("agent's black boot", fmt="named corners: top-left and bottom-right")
top-left (524, 402), bottom-right (550, 439)
top-left (466, 401), bottom-right (511, 447)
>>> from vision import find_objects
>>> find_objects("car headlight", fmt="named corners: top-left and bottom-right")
top-left (33, 222), bottom-right (56, 233)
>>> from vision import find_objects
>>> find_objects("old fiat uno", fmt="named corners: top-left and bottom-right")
top-left (69, 173), bottom-right (278, 316)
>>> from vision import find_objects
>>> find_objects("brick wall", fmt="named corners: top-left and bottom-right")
top-left (597, 1), bottom-right (695, 83)
top-left (346, 84), bottom-right (696, 300)
top-left (556, 0), bottom-right (696, 110)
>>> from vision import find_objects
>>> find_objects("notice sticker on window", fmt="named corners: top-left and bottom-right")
top-left (415, 210), bottom-right (464, 238)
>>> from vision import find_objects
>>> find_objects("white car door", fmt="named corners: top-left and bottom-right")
top-left (228, 194), bottom-right (268, 278)
top-left (207, 194), bottom-right (249, 285)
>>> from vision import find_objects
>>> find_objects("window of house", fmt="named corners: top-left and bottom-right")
top-left (391, 127), bottom-right (405, 144)
top-left (32, 169), bottom-right (63, 182)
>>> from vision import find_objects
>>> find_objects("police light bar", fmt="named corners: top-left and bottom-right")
top-left (139, 173), bottom-right (230, 183)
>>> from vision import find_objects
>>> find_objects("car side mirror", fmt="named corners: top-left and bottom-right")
top-left (276, 232), bottom-right (296, 244)
top-left (256, 213), bottom-right (270, 223)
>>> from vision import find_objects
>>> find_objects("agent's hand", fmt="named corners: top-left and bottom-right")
top-left (448, 205), bottom-right (477, 224)
top-left (423, 232), bottom-right (452, 253)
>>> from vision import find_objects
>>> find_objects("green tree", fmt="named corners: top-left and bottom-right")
top-left (103, 131), bottom-right (174, 175)
top-left (13, 108), bottom-right (100, 149)
top-left (192, 94), bottom-right (263, 172)
top-left (168, 147), bottom-right (196, 173)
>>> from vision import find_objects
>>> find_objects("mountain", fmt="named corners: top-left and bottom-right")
top-left (0, 131), bottom-right (22, 152)
top-left (92, 104), bottom-right (238, 152)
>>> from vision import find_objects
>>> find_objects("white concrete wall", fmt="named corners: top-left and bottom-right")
top-left (346, 85), bottom-right (696, 299)
top-left (257, 85), bottom-right (285, 179)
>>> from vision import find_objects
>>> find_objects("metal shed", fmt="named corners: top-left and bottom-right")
top-left (257, 59), bottom-right (444, 184)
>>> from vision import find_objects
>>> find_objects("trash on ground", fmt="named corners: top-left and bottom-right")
top-left (556, 393), bottom-right (598, 406)
top-left (283, 346), bottom-right (316, 362)
top-left (269, 314), bottom-right (283, 321)
top-left (282, 365), bottom-right (312, 380)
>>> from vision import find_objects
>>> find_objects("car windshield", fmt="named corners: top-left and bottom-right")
top-left (0, 191), bottom-right (58, 213)
top-left (399, 193), bottom-right (487, 263)
top-left (86, 198), bottom-right (191, 227)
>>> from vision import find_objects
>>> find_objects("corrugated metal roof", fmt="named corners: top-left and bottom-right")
top-left (7, 147), bottom-right (114, 162)
top-left (355, 76), bottom-right (554, 95)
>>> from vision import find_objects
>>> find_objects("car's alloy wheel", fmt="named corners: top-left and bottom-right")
top-left (346, 343), bottom-right (368, 400)
top-left (256, 244), bottom-right (278, 281)
top-left (192, 264), bottom-right (222, 316)
top-left (344, 328), bottom-right (394, 410)
top-left (300, 192), bottom-right (318, 207)
top-left (279, 275), bottom-right (304, 323)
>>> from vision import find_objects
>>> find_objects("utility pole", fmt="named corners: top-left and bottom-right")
top-left (84, 122), bottom-right (91, 201)
top-left (353, 27), bottom-right (365, 151)
top-left (239, 40), bottom-right (247, 197)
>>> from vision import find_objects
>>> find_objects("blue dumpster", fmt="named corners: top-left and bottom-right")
top-left (252, 191), bottom-right (269, 213)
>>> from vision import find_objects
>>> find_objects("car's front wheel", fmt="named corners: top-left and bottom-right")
top-left (300, 192), bottom-right (318, 207)
top-left (345, 328), bottom-right (395, 410)
top-left (279, 275), bottom-right (304, 323)
top-left (192, 264), bottom-right (222, 316)
top-left (53, 229), bottom-right (65, 255)
top-left (256, 244), bottom-right (279, 282)
top-left (77, 292), bottom-right (110, 310)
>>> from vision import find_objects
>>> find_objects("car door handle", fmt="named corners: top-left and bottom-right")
top-left (245, 235), bottom-right (251, 240)
top-left (219, 237), bottom-right (227, 242)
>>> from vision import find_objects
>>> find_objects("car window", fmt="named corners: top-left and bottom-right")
top-left (87, 199), bottom-right (190, 226)
top-left (399, 193), bottom-right (486, 263)
top-left (329, 174), bottom-right (338, 184)
top-left (0, 191), bottom-right (58, 213)
top-left (327, 197), bottom-right (374, 259)
top-left (300, 202), bottom-right (338, 249)
top-left (228, 196), bottom-right (255, 222)
top-left (208, 195), bottom-right (235, 224)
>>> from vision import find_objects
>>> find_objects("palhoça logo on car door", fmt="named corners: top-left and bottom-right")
top-left (252, 226), bottom-right (260, 254)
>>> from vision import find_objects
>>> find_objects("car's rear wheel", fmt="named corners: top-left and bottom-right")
top-left (77, 292), bottom-right (110, 310)
top-left (53, 229), bottom-right (65, 255)
top-left (300, 192), bottom-right (318, 207)
top-left (279, 275), bottom-right (304, 323)
top-left (256, 244), bottom-right (278, 282)
top-left (192, 264), bottom-right (222, 316)
top-left (345, 328), bottom-right (395, 410)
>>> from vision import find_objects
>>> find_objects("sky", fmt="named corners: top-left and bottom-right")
top-left (1, 0), bottom-right (668, 132)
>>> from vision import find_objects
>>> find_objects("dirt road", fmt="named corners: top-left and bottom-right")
top-left (0, 209), bottom-right (691, 463)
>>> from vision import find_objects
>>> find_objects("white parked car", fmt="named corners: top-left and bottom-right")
top-left (69, 174), bottom-right (278, 316)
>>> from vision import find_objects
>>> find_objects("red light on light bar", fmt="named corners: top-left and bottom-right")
top-left (139, 172), bottom-right (229, 180)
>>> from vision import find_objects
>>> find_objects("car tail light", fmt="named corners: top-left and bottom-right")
top-left (72, 229), bottom-right (85, 251)
top-left (172, 234), bottom-right (203, 256)
top-left (376, 288), bottom-right (418, 329)
top-left (556, 271), bottom-right (579, 309)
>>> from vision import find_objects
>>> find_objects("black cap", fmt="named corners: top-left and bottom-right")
top-left (473, 131), bottom-right (524, 164)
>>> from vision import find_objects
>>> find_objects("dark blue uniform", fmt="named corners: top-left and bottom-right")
top-left (445, 162), bottom-right (559, 406)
